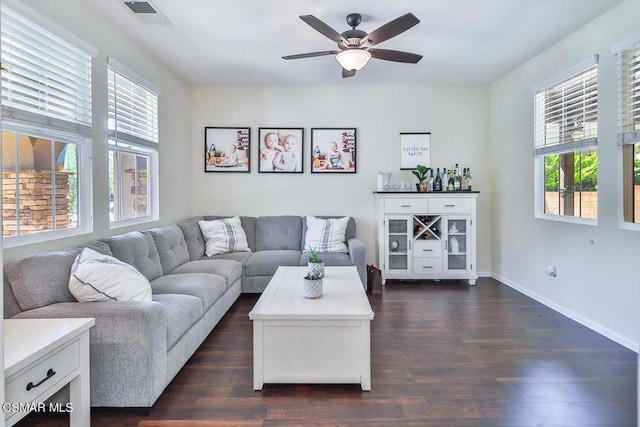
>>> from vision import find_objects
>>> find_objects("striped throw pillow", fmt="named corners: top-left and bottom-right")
top-left (198, 216), bottom-right (251, 256)
top-left (304, 215), bottom-right (349, 253)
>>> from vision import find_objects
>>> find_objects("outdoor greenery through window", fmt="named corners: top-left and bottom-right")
top-left (534, 59), bottom-right (598, 220)
top-left (107, 61), bottom-right (159, 224)
top-left (0, 5), bottom-right (93, 242)
top-left (617, 40), bottom-right (640, 224)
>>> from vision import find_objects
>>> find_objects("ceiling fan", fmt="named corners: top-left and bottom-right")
top-left (282, 12), bottom-right (422, 78)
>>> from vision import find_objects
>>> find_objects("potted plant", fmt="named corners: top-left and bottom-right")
top-left (307, 248), bottom-right (325, 278)
top-left (412, 164), bottom-right (430, 191)
top-left (302, 273), bottom-right (323, 298)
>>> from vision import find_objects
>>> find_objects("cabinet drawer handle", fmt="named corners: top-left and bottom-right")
top-left (422, 265), bottom-right (433, 269)
top-left (26, 368), bottom-right (56, 391)
top-left (444, 204), bottom-right (455, 207)
top-left (422, 249), bottom-right (433, 252)
top-left (400, 204), bottom-right (411, 208)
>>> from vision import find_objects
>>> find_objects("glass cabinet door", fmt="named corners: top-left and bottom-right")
top-left (444, 217), bottom-right (469, 273)
top-left (385, 216), bottom-right (411, 274)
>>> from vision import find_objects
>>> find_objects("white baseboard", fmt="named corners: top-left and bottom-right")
top-left (492, 273), bottom-right (639, 353)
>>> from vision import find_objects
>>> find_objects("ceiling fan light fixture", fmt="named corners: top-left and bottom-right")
top-left (335, 49), bottom-right (371, 71)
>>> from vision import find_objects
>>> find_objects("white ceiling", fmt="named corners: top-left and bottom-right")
top-left (83, 0), bottom-right (622, 86)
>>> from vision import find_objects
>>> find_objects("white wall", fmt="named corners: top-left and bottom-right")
top-left (3, 0), bottom-right (192, 262)
top-left (490, 0), bottom-right (640, 350)
top-left (192, 85), bottom-right (492, 272)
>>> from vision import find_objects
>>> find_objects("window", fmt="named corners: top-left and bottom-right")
top-left (0, 5), bottom-right (94, 245)
top-left (533, 57), bottom-right (598, 222)
top-left (107, 60), bottom-right (159, 226)
top-left (616, 40), bottom-right (640, 224)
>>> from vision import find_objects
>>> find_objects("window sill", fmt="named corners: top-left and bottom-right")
top-left (109, 216), bottom-right (158, 230)
top-left (619, 221), bottom-right (640, 232)
top-left (2, 226), bottom-right (93, 249)
top-left (535, 213), bottom-right (597, 226)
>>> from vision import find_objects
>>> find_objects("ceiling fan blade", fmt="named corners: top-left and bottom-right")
top-left (282, 50), bottom-right (339, 60)
top-left (363, 13), bottom-right (420, 46)
top-left (299, 15), bottom-right (347, 44)
top-left (342, 68), bottom-right (356, 78)
top-left (369, 48), bottom-right (422, 64)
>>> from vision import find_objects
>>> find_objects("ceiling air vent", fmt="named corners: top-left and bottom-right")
top-left (123, 1), bottom-right (171, 25)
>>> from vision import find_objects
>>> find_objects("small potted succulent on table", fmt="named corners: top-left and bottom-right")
top-left (307, 248), bottom-right (324, 278)
top-left (302, 272), bottom-right (323, 299)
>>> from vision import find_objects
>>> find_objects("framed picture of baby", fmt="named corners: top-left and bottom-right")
top-left (257, 128), bottom-right (304, 173)
top-left (204, 127), bottom-right (251, 172)
top-left (310, 128), bottom-right (357, 173)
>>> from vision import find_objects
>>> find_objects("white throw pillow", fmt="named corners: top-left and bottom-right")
top-left (68, 248), bottom-right (152, 302)
top-left (198, 216), bottom-right (251, 257)
top-left (304, 215), bottom-right (349, 253)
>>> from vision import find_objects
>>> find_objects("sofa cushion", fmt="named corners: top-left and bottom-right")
top-left (255, 216), bottom-right (302, 251)
top-left (177, 217), bottom-right (206, 261)
top-left (302, 215), bottom-right (356, 250)
top-left (299, 251), bottom-right (353, 266)
top-left (149, 225), bottom-right (190, 274)
top-left (151, 273), bottom-right (226, 311)
top-left (5, 248), bottom-right (80, 311)
top-left (244, 250), bottom-right (301, 277)
top-left (153, 293), bottom-right (203, 349)
top-left (69, 248), bottom-right (152, 302)
top-left (169, 259), bottom-right (242, 288)
top-left (303, 215), bottom-right (349, 253)
top-left (204, 251), bottom-right (253, 266)
top-left (101, 231), bottom-right (164, 281)
top-left (199, 216), bottom-right (251, 256)
top-left (203, 216), bottom-right (257, 251)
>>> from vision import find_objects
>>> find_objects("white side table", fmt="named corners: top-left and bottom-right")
top-left (4, 318), bottom-right (95, 427)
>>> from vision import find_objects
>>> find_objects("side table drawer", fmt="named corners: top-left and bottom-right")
top-left (413, 242), bottom-right (442, 258)
top-left (385, 199), bottom-right (428, 213)
top-left (6, 339), bottom-right (80, 405)
top-left (413, 258), bottom-right (443, 275)
top-left (429, 197), bottom-right (472, 214)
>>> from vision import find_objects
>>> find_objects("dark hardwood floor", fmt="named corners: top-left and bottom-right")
top-left (18, 278), bottom-right (637, 426)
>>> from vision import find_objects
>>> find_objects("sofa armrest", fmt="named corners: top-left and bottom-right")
top-left (347, 237), bottom-right (367, 289)
top-left (13, 300), bottom-right (167, 408)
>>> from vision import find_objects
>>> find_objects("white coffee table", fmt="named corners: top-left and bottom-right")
top-left (249, 266), bottom-right (375, 391)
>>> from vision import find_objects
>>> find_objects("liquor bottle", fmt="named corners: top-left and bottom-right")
top-left (467, 168), bottom-right (472, 191)
top-left (434, 168), bottom-right (442, 191)
top-left (448, 170), bottom-right (455, 191)
top-left (461, 167), bottom-right (469, 191)
top-left (454, 165), bottom-right (461, 191)
top-left (442, 168), bottom-right (449, 192)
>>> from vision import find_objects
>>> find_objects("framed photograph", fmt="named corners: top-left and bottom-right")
top-left (310, 128), bottom-right (357, 173)
top-left (204, 127), bottom-right (250, 172)
top-left (257, 128), bottom-right (304, 173)
top-left (400, 132), bottom-right (431, 170)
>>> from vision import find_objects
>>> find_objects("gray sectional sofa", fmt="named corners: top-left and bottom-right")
top-left (3, 215), bottom-right (366, 409)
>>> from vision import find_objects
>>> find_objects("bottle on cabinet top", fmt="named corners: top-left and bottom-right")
top-left (424, 165), bottom-right (474, 191)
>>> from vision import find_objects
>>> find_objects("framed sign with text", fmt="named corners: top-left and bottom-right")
top-left (400, 132), bottom-right (430, 170)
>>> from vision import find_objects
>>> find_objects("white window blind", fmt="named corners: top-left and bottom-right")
top-left (534, 64), bottom-right (598, 156)
top-left (618, 42), bottom-right (640, 146)
top-left (0, 5), bottom-right (92, 134)
top-left (107, 65), bottom-right (159, 148)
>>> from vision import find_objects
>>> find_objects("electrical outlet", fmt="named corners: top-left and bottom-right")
top-left (546, 265), bottom-right (557, 278)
